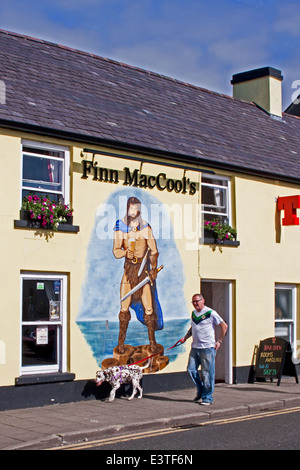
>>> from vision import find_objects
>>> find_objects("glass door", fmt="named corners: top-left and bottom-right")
top-left (200, 280), bottom-right (233, 384)
top-left (21, 273), bottom-right (67, 375)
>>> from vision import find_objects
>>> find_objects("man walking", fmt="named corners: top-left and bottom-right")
top-left (181, 293), bottom-right (228, 405)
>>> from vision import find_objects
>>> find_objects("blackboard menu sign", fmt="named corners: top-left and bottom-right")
top-left (255, 337), bottom-right (287, 385)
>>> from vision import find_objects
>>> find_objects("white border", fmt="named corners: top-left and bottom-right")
top-left (20, 272), bottom-right (67, 376)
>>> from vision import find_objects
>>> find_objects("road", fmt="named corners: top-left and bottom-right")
top-left (49, 406), bottom-right (300, 452)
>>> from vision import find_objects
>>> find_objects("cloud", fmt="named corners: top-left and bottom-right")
top-left (275, 3), bottom-right (300, 37)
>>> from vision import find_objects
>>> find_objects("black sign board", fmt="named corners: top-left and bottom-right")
top-left (255, 337), bottom-right (298, 386)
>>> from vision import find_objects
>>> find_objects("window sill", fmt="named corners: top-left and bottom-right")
top-left (15, 372), bottom-right (75, 386)
top-left (14, 219), bottom-right (80, 233)
top-left (202, 236), bottom-right (240, 246)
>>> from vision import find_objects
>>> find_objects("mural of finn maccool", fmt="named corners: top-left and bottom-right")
top-left (113, 196), bottom-right (163, 354)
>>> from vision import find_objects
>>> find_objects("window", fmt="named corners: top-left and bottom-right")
top-left (201, 175), bottom-right (230, 225)
top-left (20, 273), bottom-right (67, 375)
top-left (21, 140), bottom-right (70, 204)
top-left (275, 284), bottom-right (296, 346)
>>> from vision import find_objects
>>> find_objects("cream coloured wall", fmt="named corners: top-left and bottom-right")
top-left (0, 132), bottom-right (201, 385)
top-left (199, 174), bottom-right (300, 369)
top-left (71, 147), bottom-right (201, 376)
top-left (1, 128), bottom-right (299, 387)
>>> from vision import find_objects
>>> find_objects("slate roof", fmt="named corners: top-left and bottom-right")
top-left (1, 29), bottom-right (300, 183)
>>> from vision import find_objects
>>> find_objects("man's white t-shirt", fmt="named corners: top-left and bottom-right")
top-left (191, 306), bottom-right (223, 349)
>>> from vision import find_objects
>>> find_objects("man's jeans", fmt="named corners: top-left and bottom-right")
top-left (187, 347), bottom-right (216, 403)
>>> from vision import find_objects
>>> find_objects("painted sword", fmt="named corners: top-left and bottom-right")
top-left (137, 248), bottom-right (149, 277)
top-left (120, 265), bottom-right (164, 302)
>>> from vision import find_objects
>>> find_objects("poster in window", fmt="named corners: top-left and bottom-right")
top-left (50, 300), bottom-right (61, 320)
top-left (53, 280), bottom-right (61, 295)
top-left (36, 327), bottom-right (48, 345)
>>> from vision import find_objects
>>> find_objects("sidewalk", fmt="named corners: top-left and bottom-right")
top-left (1, 378), bottom-right (299, 450)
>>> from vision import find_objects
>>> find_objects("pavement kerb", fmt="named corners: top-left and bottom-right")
top-left (4, 395), bottom-right (300, 451)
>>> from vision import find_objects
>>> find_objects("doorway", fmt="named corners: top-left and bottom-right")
top-left (200, 280), bottom-right (233, 384)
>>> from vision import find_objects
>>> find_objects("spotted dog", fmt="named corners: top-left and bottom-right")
top-left (95, 360), bottom-right (149, 401)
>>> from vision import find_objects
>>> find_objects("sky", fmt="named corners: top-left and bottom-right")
top-left (0, 0), bottom-right (300, 110)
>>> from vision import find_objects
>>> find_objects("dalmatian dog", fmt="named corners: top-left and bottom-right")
top-left (95, 360), bottom-right (149, 401)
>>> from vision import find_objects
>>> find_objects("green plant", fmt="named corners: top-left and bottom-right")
top-left (204, 219), bottom-right (237, 241)
top-left (21, 194), bottom-right (73, 230)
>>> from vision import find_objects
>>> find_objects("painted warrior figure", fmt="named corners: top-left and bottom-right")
top-left (113, 196), bottom-right (163, 354)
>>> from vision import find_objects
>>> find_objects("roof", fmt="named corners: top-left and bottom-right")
top-left (1, 29), bottom-right (300, 183)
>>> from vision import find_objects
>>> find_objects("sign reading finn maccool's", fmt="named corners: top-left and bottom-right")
top-left (81, 159), bottom-right (197, 195)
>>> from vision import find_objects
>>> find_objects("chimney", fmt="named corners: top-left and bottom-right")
top-left (231, 67), bottom-right (283, 118)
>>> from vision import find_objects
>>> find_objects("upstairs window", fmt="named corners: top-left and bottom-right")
top-left (201, 175), bottom-right (230, 225)
top-left (21, 140), bottom-right (70, 204)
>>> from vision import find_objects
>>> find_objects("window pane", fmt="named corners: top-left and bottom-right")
top-left (22, 279), bottom-right (61, 322)
top-left (21, 275), bottom-right (66, 373)
top-left (202, 177), bottom-right (228, 187)
top-left (23, 146), bottom-right (62, 158)
top-left (202, 185), bottom-right (227, 214)
top-left (22, 154), bottom-right (63, 193)
top-left (202, 213), bottom-right (228, 224)
top-left (22, 189), bottom-right (61, 203)
top-left (201, 177), bottom-right (229, 228)
top-left (22, 325), bottom-right (58, 367)
top-left (275, 289), bottom-right (293, 319)
top-left (275, 321), bottom-right (292, 343)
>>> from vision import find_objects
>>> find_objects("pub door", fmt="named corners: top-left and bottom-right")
top-left (200, 280), bottom-right (233, 384)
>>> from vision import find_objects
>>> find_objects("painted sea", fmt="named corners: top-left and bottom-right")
top-left (76, 187), bottom-right (192, 368)
top-left (76, 319), bottom-right (190, 367)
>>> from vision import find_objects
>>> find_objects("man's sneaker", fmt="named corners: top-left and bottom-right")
top-left (200, 401), bottom-right (212, 405)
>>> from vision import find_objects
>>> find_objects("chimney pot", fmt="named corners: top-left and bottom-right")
top-left (231, 67), bottom-right (283, 117)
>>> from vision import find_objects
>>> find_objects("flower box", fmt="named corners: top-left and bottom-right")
top-left (203, 220), bottom-right (240, 246)
top-left (20, 210), bottom-right (73, 229)
top-left (14, 195), bottom-right (79, 233)
top-left (203, 229), bottom-right (240, 246)
top-left (15, 212), bottom-right (79, 233)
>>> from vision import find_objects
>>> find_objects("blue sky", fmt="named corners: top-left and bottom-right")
top-left (1, 0), bottom-right (299, 109)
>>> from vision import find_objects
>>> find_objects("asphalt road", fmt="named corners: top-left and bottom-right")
top-left (51, 406), bottom-right (300, 452)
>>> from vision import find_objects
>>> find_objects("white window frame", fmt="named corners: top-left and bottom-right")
top-left (20, 273), bottom-right (67, 376)
top-left (201, 174), bottom-right (231, 225)
top-left (275, 284), bottom-right (296, 349)
top-left (21, 140), bottom-right (70, 205)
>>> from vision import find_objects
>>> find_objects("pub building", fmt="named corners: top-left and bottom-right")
top-left (0, 29), bottom-right (299, 409)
